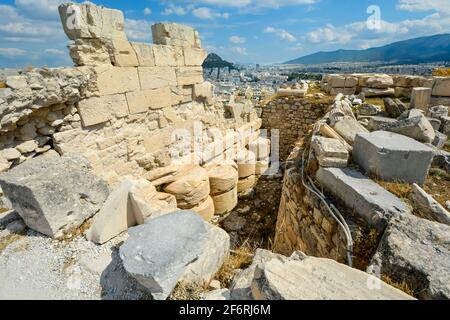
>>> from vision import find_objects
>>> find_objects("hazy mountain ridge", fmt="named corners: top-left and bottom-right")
top-left (285, 34), bottom-right (450, 65)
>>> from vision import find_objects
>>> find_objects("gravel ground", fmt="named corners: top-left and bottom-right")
top-left (0, 211), bottom-right (151, 300)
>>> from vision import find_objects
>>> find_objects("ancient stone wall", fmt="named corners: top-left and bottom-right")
top-left (321, 73), bottom-right (450, 106)
top-left (0, 3), bottom-right (261, 186)
top-left (261, 96), bottom-right (328, 160)
top-left (273, 144), bottom-right (349, 263)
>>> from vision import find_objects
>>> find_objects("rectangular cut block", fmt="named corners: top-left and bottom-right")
top-left (152, 23), bottom-right (200, 48)
top-left (171, 86), bottom-right (193, 104)
top-left (361, 87), bottom-right (395, 97)
top-left (183, 47), bottom-right (207, 66)
top-left (410, 87), bottom-right (431, 112)
top-left (109, 39), bottom-right (139, 67)
top-left (311, 136), bottom-right (349, 168)
top-left (432, 77), bottom-right (450, 97)
top-left (95, 66), bottom-right (140, 95)
top-left (353, 131), bottom-right (434, 185)
top-left (138, 67), bottom-right (177, 90)
top-left (126, 87), bottom-right (172, 114)
top-left (77, 94), bottom-right (128, 126)
top-left (59, 3), bottom-right (127, 41)
top-left (176, 67), bottom-right (203, 86)
top-left (316, 167), bottom-right (411, 230)
top-left (153, 45), bottom-right (184, 67)
top-left (131, 42), bottom-right (155, 66)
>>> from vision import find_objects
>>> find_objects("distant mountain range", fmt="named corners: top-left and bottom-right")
top-left (285, 34), bottom-right (450, 65)
top-left (203, 53), bottom-right (237, 70)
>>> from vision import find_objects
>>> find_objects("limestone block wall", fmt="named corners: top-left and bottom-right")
top-left (261, 96), bottom-right (328, 160)
top-left (273, 145), bottom-right (349, 263)
top-left (321, 74), bottom-right (450, 106)
top-left (0, 3), bottom-right (261, 186)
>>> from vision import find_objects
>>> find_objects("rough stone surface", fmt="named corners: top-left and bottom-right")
top-left (353, 131), bottom-right (434, 184)
top-left (370, 213), bottom-right (450, 300)
top-left (119, 211), bottom-right (208, 300)
top-left (164, 166), bottom-right (210, 209)
top-left (0, 154), bottom-right (109, 238)
top-left (333, 116), bottom-right (369, 145)
top-left (409, 184), bottom-right (450, 225)
top-left (311, 136), bottom-right (348, 168)
top-left (251, 251), bottom-right (414, 300)
top-left (410, 87), bottom-right (432, 112)
top-left (182, 223), bottom-right (230, 283)
top-left (316, 167), bottom-right (411, 230)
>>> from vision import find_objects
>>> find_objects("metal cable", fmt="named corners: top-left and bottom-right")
top-left (300, 148), bottom-right (353, 267)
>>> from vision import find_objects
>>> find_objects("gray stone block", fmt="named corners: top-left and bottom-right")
top-left (367, 116), bottom-right (398, 131)
top-left (370, 213), bottom-right (450, 299)
top-left (119, 210), bottom-right (208, 300)
top-left (316, 167), bottom-right (411, 230)
top-left (0, 154), bottom-right (109, 238)
top-left (353, 131), bottom-right (434, 184)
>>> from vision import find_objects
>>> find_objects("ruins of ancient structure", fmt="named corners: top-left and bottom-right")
top-left (0, 3), bottom-right (449, 300)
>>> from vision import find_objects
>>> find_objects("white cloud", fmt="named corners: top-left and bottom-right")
top-left (229, 35), bottom-right (246, 44)
top-left (162, 4), bottom-right (187, 16)
top-left (397, 0), bottom-right (450, 14)
top-left (0, 47), bottom-right (27, 57)
top-left (14, 0), bottom-right (66, 20)
top-left (175, 0), bottom-right (318, 9)
top-left (44, 48), bottom-right (65, 55)
top-left (264, 26), bottom-right (296, 42)
top-left (144, 7), bottom-right (152, 15)
top-left (125, 18), bottom-right (153, 42)
top-left (192, 7), bottom-right (229, 19)
top-left (231, 46), bottom-right (248, 55)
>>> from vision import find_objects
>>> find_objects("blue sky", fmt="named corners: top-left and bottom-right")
top-left (0, 0), bottom-right (449, 67)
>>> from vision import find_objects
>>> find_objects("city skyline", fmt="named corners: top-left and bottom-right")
top-left (0, 0), bottom-right (449, 67)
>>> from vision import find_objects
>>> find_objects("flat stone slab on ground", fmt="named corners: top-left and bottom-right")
top-left (353, 131), bottom-right (434, 185)
top-left (370, 213), bottom-right (450, 300)
top-left (316, 167), bottom-right (411, 230)
top-left (0, 154), bottom-right (109, 238)
top-left (251, 251), bottom-right (414, 300)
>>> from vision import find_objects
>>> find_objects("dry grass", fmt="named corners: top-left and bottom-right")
top-left (214, 242), bottom-right (254, 288)
top-left (0, 234), bottom-right (23, 253)
top-left (57, 219), bottom-right (93, 243)
top-left (0, 208), bottom-right (10, 214)
top-left (443, 141), bottom-right (450, 153)
top-left (424, 168), bottom-right (450, 207)
top-left (352, 228), bottom-right (381, 271)
top-left (374, 178), bottom-right (412, 199)
top-left (169, 282), bottom-right (204, 300)
top-left (382, 275), bottom-right (416, 297)
top-left (0, 81), bottom-right (6, 89)
top-left (432, 68), bottom-right (450, 77)
top-left (365, 97), bottom-right (385, 109)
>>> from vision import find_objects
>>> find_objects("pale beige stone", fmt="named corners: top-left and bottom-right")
top-left (164, 166), bottom-right (211, 208)
top-left (138, 66), bottom-right (177, 90)
top-left (2, 148), bottom-right (21, 161)
top-left (152, 23), bottom-right (200, 48)
top-left (108, 39), bottom-right (139, 67)
top-left (193, 82), bottom-right (214, 103)
top-left (176, 67), bottom-right (204, 86)
top-left (59, 3), bottom-right (127, 41)
top-left (69, 39), bottom-right (111, 66)
top-left (190, 196), bottom-right (215, 221)
top-left (126, 87), bottom-right (172, 114)
top-left (236, 149), bottom-right (256, 178)
top-left (171, 86), bottom-right (193, 104)
top-left (249, 137), bottom-right (271, 161)
top-left (206, 164), bottom-right (239, 196)
top-left (131, 42), bottom-right (155, 66)
top-left (212, 187), bottom-right (238, 215)
top-left (130, 187), bottom-right (177, 224)
top-left (95, 66), bottom-right (140, 96)
top-left (77, 94), bottom-right (128, 126)
top-left (183, 47), bottom-right (207, 66)
top-left (145, 163), bottom-right (197, 186)
top-left (237, 175), bottom-right (256, 194)
top-left (410, 87), bottom-right (432, 113)
top-left (143, 127), bottom-right (174, 153)
top-left (153, 45), bottom-right (184, 67)
top-left (432, 77), bottom-right (450, 97)
top-left (255, 160), bottom-right (269, 175)
top-left (16, 140), bottom-right (38, 154)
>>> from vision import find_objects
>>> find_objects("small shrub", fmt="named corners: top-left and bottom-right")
top-left (432, 68), bottom-right (450, 77)
top-left (214, 242), bottom-right (254, 288)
